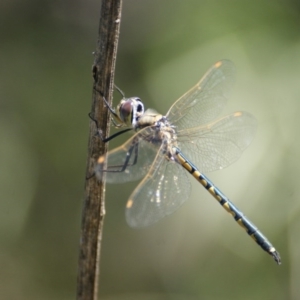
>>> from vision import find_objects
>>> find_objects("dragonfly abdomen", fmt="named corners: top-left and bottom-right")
top-left (174, 147), bottom-right (281, 264)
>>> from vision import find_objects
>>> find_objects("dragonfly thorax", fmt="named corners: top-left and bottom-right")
top-left (136, 108), bottom-right (163, 129)
top-left (140, 114), bottom-right (178, 151)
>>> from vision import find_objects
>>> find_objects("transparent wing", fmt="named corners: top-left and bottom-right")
top-left (176, 111), bottom-right (257, 173)
top-left (167, 60), bottom-right (235, 130)
top-left (125, 150), bottom-right (191, 228)
top-left (95, 127), bottom-right (160, 183)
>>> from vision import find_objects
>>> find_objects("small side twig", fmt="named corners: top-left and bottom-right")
top-left (77, 1), bottom-right (122, 300)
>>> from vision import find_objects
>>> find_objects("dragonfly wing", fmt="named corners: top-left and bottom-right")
top-left (125, 150), bottom-right (191, 228)
top-left (177, 111), bottom-right (257, 173)
top-left (95, 127), bottom-right (160, 183)
top-left (167, 60), bottom-right (235, 129)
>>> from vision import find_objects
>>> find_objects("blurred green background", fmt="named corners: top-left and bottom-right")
top-left (1, 0), bottom-right (299, 299)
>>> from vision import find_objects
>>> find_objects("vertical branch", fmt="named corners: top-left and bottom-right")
top-left (77, 1), bottom-right (122, 299)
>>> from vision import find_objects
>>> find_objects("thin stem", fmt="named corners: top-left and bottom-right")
top-left (77, 1), bottom-right (122, 299)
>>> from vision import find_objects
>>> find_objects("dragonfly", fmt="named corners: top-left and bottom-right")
top-left (95, 60), bottom-right (281, 264)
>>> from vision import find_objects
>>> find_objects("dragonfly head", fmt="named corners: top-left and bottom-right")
top-left (117, 97), bottom-right (145, 127)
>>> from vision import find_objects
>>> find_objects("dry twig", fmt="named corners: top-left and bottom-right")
top-left (77, 1), bottom-right (123, 299)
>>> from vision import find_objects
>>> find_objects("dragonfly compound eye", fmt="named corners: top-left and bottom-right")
top-left (130, 97), bottom-right (145, 127)
top-left (135, 98), bottom-right (144, 114)
top-left (119, 100), bottom-right (133, 125)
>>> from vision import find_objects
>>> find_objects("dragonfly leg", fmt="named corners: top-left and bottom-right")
top-left (88, 112), bottom-right (133, 142)
top-left (95, 140), bottom-right (140, 181)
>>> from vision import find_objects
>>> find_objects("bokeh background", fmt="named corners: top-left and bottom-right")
top-left (1, 0), bottom-right (299, 299)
